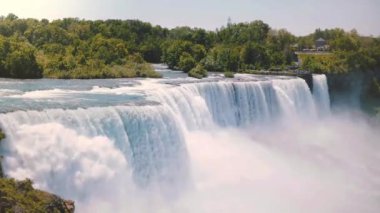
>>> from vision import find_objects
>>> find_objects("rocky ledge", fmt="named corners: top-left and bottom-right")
top-left (0, 128), bottom-right (75, 212)
top-left (0, 178), bottom-right (75, 213)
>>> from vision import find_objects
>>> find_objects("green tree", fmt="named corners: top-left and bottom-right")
top-left (178, 52), bottom-right (196, 72)
top-left (4, 49), bottom-right (42, 78)
top-left (0, 36), bottom-right (42, 78)
top-left (204, 46), bottom-right (240, 72)
top-left (162, 40), bottom-right (193, 69)
top-left (189, 64), bottom-right (208, 79)
top-left (89, 34), bottom-right (127, 64)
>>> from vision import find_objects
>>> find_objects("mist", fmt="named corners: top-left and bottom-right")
top-left (1, 75), bottom-right (379, 212)
top-left (84, 111), bottom-right (380, 213)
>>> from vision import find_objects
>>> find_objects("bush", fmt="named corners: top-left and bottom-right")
top-left (0, 128), bottom-right (5, 141)
top-left (43, 56), bottom-right (162, 79)
top-left (178, 52), bottom-right (196, 72)
top-left (189, 64), bottom-right (208, 79)
top-left (224, 71), bottom-right (235, 78)
top-left (0, 178), bottom-right (74, 212)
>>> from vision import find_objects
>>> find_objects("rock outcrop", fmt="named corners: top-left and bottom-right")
top-left (0, 178), bottom-right (75, 212)
top-left (0, 129), bottom-right (75, 212)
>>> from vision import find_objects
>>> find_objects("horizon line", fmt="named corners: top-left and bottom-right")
top-left (1, 13), bottom-right (379, 38)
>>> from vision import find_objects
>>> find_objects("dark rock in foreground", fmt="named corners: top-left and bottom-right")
top-left (0, 178), bottom-right (75, 212)
top-left (0, 131), bottom-right (74, 212)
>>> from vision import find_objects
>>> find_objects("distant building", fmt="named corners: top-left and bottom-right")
top-left (315, 38), bottom-right (328, 51)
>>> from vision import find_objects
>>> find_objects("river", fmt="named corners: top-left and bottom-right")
top-left (0, 65), bottom-right (379, 213)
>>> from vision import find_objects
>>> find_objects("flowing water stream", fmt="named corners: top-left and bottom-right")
top-left (0, 69), bottom-right (379, 212)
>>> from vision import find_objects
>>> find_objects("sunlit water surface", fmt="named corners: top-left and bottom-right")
top-left (0, 65), bottom-right (379, 213)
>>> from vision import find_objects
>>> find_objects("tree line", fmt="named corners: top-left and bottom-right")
top-left (0, 13), bottom-right (379, 79)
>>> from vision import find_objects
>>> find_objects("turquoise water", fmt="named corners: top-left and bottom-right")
top-left (0, 68), bottom-right (379, 213)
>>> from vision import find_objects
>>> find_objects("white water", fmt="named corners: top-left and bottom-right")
top-left (313, 74), bottom-right (331, 115)
top-left (0, 74), bottom-right (379, 213)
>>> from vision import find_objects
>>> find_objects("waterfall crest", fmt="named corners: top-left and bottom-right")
top-left (1, 75), bottom-right (365, 213)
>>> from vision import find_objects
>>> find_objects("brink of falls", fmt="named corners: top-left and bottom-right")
top-left (0, 73), bottom-right (379, 213)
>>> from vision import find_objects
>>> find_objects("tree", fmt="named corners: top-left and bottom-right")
top-left (204, 46), bottom-right (240, 72)
top-left (139, 41), bottom-right (162, 63)
top-left (5, 13), bottom-right (18, 21)
top-left (178, 53), bottom-right (196, 72)
top-left (162, 40), bottom-right (193, 69)
top-left (191, 44), bottom-right (206, 61)
top-left (189, 64), bottom-right (207, 79)
top-left (0, 37), bottom-right (42, 78)
top-left (217, 20), bottom-right (270, 44)
top-left (89, 35), bottom-right (127, 64)
top-left (330, 35), bottom-right (360, 51)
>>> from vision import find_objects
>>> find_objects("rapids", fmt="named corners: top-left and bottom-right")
top-left (0, 70), bottom-right (379, 213)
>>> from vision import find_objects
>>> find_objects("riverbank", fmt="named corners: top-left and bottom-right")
top-left (43, 62), bottom-right (162, 79)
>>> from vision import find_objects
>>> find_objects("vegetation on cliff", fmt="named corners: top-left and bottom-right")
top-left (0, 178), bottom-right (74, 212)
top-left (0, 129), bottom-right (74, 212)
top-left (0, 129), bottom-right (4, 141)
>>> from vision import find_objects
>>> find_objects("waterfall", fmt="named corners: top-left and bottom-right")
top-left (152, 77), bottom-right (317, 129)
top-left (0, 105), bottom-right (189, 200)
top-left (0, 77), bottom-right (324, 194)
top-left (2, 74), bottom-right (376, 213)
top-left (312, 74), bottom-right (331, 115)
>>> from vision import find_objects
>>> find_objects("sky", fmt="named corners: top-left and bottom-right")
top-left (0, 0), bottom-right (379, 36)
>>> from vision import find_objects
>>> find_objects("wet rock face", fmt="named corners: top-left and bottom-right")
top-left (64, 200), bottom-right (75, 213)
top-left (326, 71), bottom-right (380, 113)
top-left (45, 196), bottom-right (75, 213)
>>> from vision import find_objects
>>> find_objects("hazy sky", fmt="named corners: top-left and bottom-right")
top-left (0, 0), bottom-right (379, 36)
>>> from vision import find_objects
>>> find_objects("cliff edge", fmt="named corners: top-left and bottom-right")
top-left (0, 128), bottom-right (75, 212)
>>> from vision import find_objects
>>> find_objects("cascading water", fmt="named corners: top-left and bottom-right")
top-left (0, 105), bottom-right (189, 195)
top-left (151, 77), bottom-right (317, 129)
top-left (312, 74), bottom-right (331, 115)
top-left (0, 74), bottom-right (379, 213)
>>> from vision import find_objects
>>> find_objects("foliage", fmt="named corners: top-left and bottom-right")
top-left (239, 42), bottom-right (269, 69)
top-left (204, 45), bottom-right (240, 72)
top-left (0, 129), bottom-right (4, 141)
top-left (44, 55), bottom-right (160, 79)
top-left (162, 40), bottom-right (195, 69)
top-left (189, 64), bottom-right (208, 79)
top-left (0, 36), bottom-right (42, 78)
top-left (0, 16), bottom-right (165, 79)
top-left (297, 29), bottom-right (380, 74)
top-left (178, 53), bottom-right (196, 73)
top-left (224, 71), bottom-right (235, 78)
top-left (0, 178), bottom-right (74, 212)
top-left (0, 14), bottom-right (379, 79)
top-left (299, 54), bottom-right (346, 74)
top-left (216, 21), bottom-right (270, 44)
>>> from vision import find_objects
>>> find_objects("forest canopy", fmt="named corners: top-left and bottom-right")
top-left (0, 13), bottom-right (379, 79)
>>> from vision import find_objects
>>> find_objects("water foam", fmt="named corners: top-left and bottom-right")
top-left (1, 75), bottom-right (379, 212)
